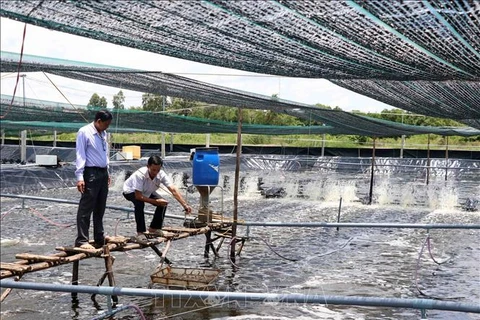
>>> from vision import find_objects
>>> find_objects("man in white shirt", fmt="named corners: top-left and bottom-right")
top-left (75, 110), bottom-right (112, 249)
top-left (123, 155), bottom-right (192, 241)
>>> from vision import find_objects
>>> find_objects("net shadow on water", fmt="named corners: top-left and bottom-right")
top-left (1, 155), bottom-right (479, 320)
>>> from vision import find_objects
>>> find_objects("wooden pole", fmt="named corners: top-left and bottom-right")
top-left (231, 108), bottom-right (243, 261)
top-left (71, 261), bottom-right (79, 303)
top-left (0, 275), bottom-right (21, 302)
top-left (368, 137), bottom-right (376, 205)
top-left (103, 245), bottom-right (118, 304)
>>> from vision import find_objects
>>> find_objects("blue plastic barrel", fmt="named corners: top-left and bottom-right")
top-left (192, 147), bottom-right (220, 186)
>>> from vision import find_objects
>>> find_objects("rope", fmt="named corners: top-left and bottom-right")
top-left (1, 23), bottom-right (27, 120)
top-left (252, 237), bottom-right (299, 262)
top-left (41, 72), bottom-right (89, 123)
top-left (28, 207), bottom-right (74, 228)
top-left (414, 233), bottom-right (461, 300)
top-left (91, 304), bottom-right (146, 320)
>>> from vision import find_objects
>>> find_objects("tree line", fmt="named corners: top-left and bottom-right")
top-left (87, 91), bottom-right (465, 129)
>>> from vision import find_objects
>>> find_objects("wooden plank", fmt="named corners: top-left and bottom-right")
top-left (0, 263), bottom-right (32, 272)
top-left (55, 246), bottom-right (103, 256)
top-left (15, 253), bottom-right (66, 262)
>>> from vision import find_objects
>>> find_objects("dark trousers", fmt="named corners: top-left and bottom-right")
top-left (75, 167), bottom-right (109, 247)
top-left (123, 192), bottom-right (167, 233)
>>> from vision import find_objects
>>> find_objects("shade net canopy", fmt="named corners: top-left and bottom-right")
top-left (1, 52), bottom-right (479, 137)
top-left (0, 1), bottom-right (479, 130)
top-left (1, 0), bottom-right (479, 81)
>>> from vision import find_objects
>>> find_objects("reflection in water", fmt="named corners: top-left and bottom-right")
top-left (1, 159), bottom-right (479, 320)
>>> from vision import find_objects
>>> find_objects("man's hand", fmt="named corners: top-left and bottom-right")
top-left (77, 180), bottom-right (85, 193)
top-left (154, 199), bottom-right (169, 206)
top-left (184, 205), bottom-right (192, 214)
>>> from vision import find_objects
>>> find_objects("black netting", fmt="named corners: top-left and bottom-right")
top-left (0, 0), bottom-right (478, 81)
top-left (1, 52), bottom-right (479, 136)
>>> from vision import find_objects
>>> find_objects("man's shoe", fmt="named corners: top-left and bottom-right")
top-left (131, 234), bottom-right (150, 245)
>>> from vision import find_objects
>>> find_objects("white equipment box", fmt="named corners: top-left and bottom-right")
top-left (35, 155), bottom-right (58, 166)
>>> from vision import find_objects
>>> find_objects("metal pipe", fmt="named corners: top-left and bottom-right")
top-left (2, 194), bottom-right (479, 230)
top-left (238, 222), bottom-right (480, 229)
top-left (0, 193), bottom-right (194, 221)
top-left (1, 279), bottom-right (479, 314)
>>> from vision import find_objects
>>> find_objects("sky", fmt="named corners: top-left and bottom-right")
top-left (0, 18), bottom-right (393, 113)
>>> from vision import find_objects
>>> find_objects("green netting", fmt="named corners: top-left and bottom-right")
top-left (0, 0), bottom-right (478, 80)
top-left (2, 94), bottom-right (479, 137)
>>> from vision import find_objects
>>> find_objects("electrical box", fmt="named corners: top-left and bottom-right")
top-left (35, 155), bottom-right (58, 166)
top-left (122, 145), bottom-right (141, 160)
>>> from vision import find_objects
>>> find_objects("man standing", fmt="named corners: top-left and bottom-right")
top-left (123, 155), bottom-right (192, 241)
top-left (75, 110), bottom-right (113, 249)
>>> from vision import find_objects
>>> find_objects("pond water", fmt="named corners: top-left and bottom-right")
top-left (1, 157), bottom-right (479, 320)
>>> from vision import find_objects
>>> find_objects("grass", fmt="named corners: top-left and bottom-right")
top-left (11, 132), bottom-right (480, 151)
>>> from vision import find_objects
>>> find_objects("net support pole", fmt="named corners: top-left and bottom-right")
top-left (1, 129), bottom-right (4, 145)
top-left (231, 108), bottom-right (243, 261)
top-left (170, 133), bottom-right (174, 152)
top-left (206, 134), bottom-right (211, 148)
top-left (53, 130), bottom-right (57, 148)
top-left (368, 137), bottom-right (376, 205)
top-left (20, 130), bottom-right (27, 163)
top-left (321, 133), bottom-right (326, 157)
top-left (445, 136), bottom-right (449, 181)
top-left (426, 134), bottom-right (431, 186)
top-left (161, 133), bottom-right (166, 158)
top-left (161, 95), bottom-right (166, 158)
top-left (400, 135), bottom-right (405, 158)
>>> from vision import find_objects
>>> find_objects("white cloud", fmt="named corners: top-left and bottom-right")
top-left (1, 17), bottom-right (392, 112)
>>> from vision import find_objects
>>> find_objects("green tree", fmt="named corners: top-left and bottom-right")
top-left (169, 98), bottom-right (198, 116)
top-left (142, 93), bottom-right (167, 111)
top-left (87, 93), bottom-right (108, 108)
top-left (112, 90), bottom-right (125, 109)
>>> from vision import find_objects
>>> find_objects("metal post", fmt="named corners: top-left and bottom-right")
top-left (161, 95), bottom-right (166, 158)
top-left (400, 135), bottom-right (405, 158)
top-left (161, 132), bottom-right (166, 158)
top-left (170, 133), bottom-right (174, 152)
top-left (321, 133), bottom-right (326, 157)
top-left (206, 133), bottom-right (211, 148)
top-left (53, 130), bottom-right (57, 148)
top-left (20, 130), bottom-right (27, 163)
top-left (336, 197), bottom-right (342, 231)
top-left (1, 129), bottom-right (4, 146)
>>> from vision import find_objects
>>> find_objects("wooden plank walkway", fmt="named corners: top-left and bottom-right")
top-left (0, 221), bottom-right (233, 280)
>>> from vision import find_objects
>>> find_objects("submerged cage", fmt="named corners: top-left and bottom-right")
top-left (150, 266), bottom-right (221, 289)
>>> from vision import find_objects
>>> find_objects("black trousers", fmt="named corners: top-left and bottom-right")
top-left (123, 192), bottom-right (167, 233)
top-left (75, 167), bottom-right (109, 247)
